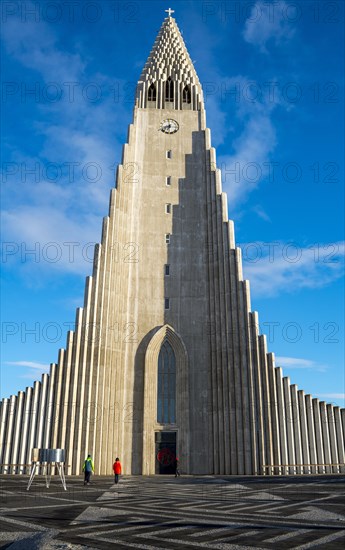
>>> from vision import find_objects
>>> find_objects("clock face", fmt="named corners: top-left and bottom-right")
top-left (160, 119), bottom-right (179, 134)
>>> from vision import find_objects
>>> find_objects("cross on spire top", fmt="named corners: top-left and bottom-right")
top-left (165, 8), bottom-right (175, 17)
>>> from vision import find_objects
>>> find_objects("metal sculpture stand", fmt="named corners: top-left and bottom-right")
top-left (27, 448), bottom-right (67, 491)
top-left (26, 461), bottom-right (67, 491)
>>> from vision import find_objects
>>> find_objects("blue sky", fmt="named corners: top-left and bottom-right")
top-left (1, 0), bottom-right (344, 407)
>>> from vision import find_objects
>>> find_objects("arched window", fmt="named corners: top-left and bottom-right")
top-left (183, 85), bottom-right (191, 104)
top-left (157, 340), bottom-right (176, 423)
top-left (165, 77), bottom-right (174, 102)
top-left (148, 83), bottom-right (156, 102)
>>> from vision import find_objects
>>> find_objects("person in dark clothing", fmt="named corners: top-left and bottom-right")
top-left (82, 454), bottom-right (94, 485)
top-left (174, 457), bottom-right (180, 477)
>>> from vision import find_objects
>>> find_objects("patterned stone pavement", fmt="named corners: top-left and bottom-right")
top-left (0, 475), bottom-right (345, 549)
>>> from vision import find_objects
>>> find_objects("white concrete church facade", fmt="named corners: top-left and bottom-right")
top-left (1, 14), bottom-right (344, 476)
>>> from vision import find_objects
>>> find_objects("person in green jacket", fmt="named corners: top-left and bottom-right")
top-left (82, 454), bottom-right (94, 485)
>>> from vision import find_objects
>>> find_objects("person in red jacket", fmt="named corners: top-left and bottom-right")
top-left (113, 457), bottom-right (122, 484)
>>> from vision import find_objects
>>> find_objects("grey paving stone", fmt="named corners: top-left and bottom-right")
top-left (0, 475), bottom-right (344, 549)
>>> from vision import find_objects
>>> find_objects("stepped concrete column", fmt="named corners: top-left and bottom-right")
top-left (43, 364), bottom-right (57, 449)
top-left (18, 388), bottom-right (33, 474)
top-left (275, 368), bottom-right (288, 475)
top-left (313, 399), bottom-right (325, 474)
top-left (10, 392), bottom-right (24, 473)
top-left (267, 354), bottom-right (281, 474)
top-left (290, 385), bottom-right (302, 474)
top-left (298, 390), bottom-right (310, 474)
top-left (283, 377), bottom-right (295, 474)
top-left (0, 399), bottom-right (9, 472)
top-left (334, 407), bottom-right (345, 473)
top-left (2, 395), bottom-right (16, 474)
top-left (327, 404), bottom-right (339, 473)
top-left (36, 374), bottom-right (48, 450)
top-left (320, 401), bottom-right (331, 473)
top-left (305, 395), bottom-right (317, 474)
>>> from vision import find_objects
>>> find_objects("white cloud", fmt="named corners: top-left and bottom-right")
top-left (242, 241), bottom-right (345, 297)
top-left (2, 206), bottom-right (101, 277)
top-left (216, 75), bottom-right (282, 209)
top-left (315, 393), bottom-right (345, 400)
top-left (5, 361), bottom-right (49, 371)
top-left (3, 361), bottom-right (51, 384)
top-left (276, 356), bottom-right (318, 368)
top-left (252, 205), bottom-right (271, 222)
top-left (275, 356), bottom-right (327, 373)
top-left (1, 2), bottom-right (127, 281)
top-left (220, 113), bottom-right (277, 207)
top-left (4, 361), bottom-right (50, 380)
top-left (276, 356), bottom-right (314, 368)
top-left (1, 2), bottom-right (85, 81)
top-left (243, 1), bottom-right (296, 53)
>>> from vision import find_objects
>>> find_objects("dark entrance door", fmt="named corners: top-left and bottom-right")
top-left (155, 431), bottom-right (176, 474)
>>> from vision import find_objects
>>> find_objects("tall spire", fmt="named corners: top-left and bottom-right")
top-left (136, 15), bottom-right (203, 110)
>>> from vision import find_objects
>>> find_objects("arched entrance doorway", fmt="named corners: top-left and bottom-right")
top-left (142, 325), bottom-right (189, 475)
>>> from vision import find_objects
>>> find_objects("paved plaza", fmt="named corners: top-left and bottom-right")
top-left (1, 475), bottom-right (345, 549)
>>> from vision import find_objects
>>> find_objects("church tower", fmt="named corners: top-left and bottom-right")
top-left (1, 13), bottom-right (344, 477)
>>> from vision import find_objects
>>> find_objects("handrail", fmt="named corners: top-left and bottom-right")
top-left (0, 463), bottom-right (70, 475)
top-left (0, 463), bottom-right (32, 466)
top-left (263, 463), bottom-right (345, 468)
top-left (262, 463), bottom-right (345, 475)
top-left (0, 463), bottom-right (70, 467)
